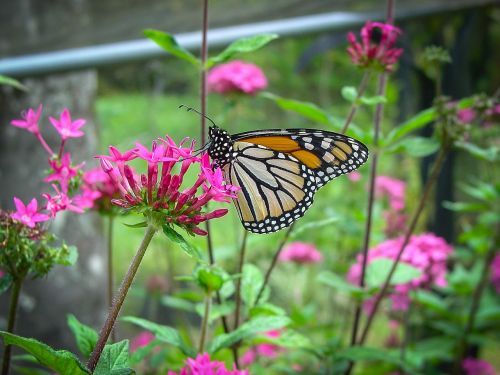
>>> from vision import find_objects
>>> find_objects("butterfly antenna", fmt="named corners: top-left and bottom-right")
top-left (179, 104), bottom-right (218, 128)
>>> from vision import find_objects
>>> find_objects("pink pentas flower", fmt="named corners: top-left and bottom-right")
top-left (375, 176), bottom-right (406, 211)
top-left (49, 108), bottom-right (86, 140)
top-left (383, 210), bottom-right (407, 237)
top-left (44, 153), bottom-right (82, 191)
top-left (208, 60), bottom-right (267, 95)
top-left (279, 242), bottom-right (323, 264)
top-left (130, 331), bottom-right (155, 352)
top-left (462, 358), bottom-right (496, 375)
top-left (10, 197), bottom-right (50, 228)
top-left (347, 233), bottom-right (453, 311)
top-left (42, 184), bottom-right (84, 217)
top-left (168, 353), bottom-right (249, 375)
top-left (457, 108), bottom-right (476, 124)
top-left (491, 253), bottom-right (500, 294)
top-left (98, 137), bottom-right (238, 236)
top-left (10, 104), bottom-right (43, 134)
top-left (347, 21), bottom-right (403, 72)
top-left (241, 330), bottom-right (283, 366)
top-left (347, 171), bottom-right (362, 182)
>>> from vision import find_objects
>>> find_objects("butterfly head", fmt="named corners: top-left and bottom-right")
top-left (208, 125), bottom-right (233, 167)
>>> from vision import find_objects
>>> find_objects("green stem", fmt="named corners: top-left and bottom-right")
top-left (1, 277), bottom-right (23, 375)
top-left (87, 224), bottom-right (157, 373)
top-left (233, 231), bottom-right (249, 331)
top-left (198, 293), bottom-right (212, 353)
top-left (107, 215), bottom-right (116, 342)
top-left (255, 223), bottom-right (295, 305)
top-left (340, 71), bottom-right (372, 134)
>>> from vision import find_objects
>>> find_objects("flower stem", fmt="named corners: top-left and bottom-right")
top-left (107, 215), bottom-right (116, 342)
top-left (340, 71), bottom-right (372, 134)
top-left (347, 71), bottom-right (387, 356)
top-left (198, 293), bottom-right (212, 353)
top-left (255, 223), bottom-right (295, 305)
top-left (36, 133), bottom-right (55, 156)
top-left (357, 147), bottom-right (448, 346)
top-left (87, 224), bottom-right (157, 373)
top-left (1, 277), bottom-right (23, 375)
top-left (233, 231), bottom-right (248, 331)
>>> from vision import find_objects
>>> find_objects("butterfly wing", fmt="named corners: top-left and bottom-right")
top-left (224, 129), bottom-right (368, 234)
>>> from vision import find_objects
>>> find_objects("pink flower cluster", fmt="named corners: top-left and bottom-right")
top-left (457, 103), bottom-right (500, 128)
top-left (462, 358), bottom-right (496, 375)
top-left (9, 106), bottom-right (104, 228)
top-left (241, 330), bottom-right (282, 366)
top-left (491, 253), bottom-right (500, 294)
top-left (130, 331), bottom-right (156, 352)
top-left (347, 233), bottom-right (453, 311)
top-left (347, 21), bottom-right (403, 72)
top-left (279, 242), bottom-right (323, 264)
top-left (375, 176), bottom-right (407, 237)
top-left (208, 60), bottom-right (267, 95)
top-left (168, 353), bottom-right (249, 375)
top-left (98, 140), bottom-right (238, 235)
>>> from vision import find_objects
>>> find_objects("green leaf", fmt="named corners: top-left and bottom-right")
top-left (0, 272), bottom-right (13, 294)
top-left (161, 296), bottom-right (196, 312)
top-left (387, 136), bottom-right (440, 157)
top-left (0, 332), bottom-right (89, 374)
top-left (144, 29), bottom-right (199, 67)
top-left (341, 86), bottom-right (358, 103)
top-left (194, 265), bottom-right (225, 293)
top-left (366, 258), bottom-right (422, 288)
top-left (94, 340), bottom-right (132, 375)
top-left (412, 337), bottom-right (455, 361)
top-left (335, 346), bottom-right (411, 371)
top-left (249, 303), bottom-right (286, 318)
top-left (12, 367), bottom-right (52, 375)
top-left (129, 339), bottom-right (161, 365)
top-left (123, 221), bottom-right (148, 228)
top-left (122, 316), bottom-right (195, 357)
top-left (455, 142), bottom-right (498, 161)
top-left (0, 75), bottom-right (28, 91)
top-left (291, 216), bottom-right (340, 238)
top-left (412, 290), bottom-right (449, 316)
top-left (442, 201), bottom-right (489, 213)
top-left (241, 264), bottom-right (264, 308)
top-left (255, 329), bottom-right (311, 349)
top-left (359, 95), bottom-right (387, 106)
top-left (261, 92), bottom-right (334, 126)
top-left (385, 108), bottom-right (436, 144)
top-left (207, 34), bottom-right (278, 67)
top-left (460, 182), bottom-right (497, 202)
top-left (317, 271), bottom-right (367, 299)
top-left (162, 225), bottom-right (201, 259)
top-left (207, 316), bottom-right (290, 354)
top-left (67, 314), bottom-right (98, 358)
top-left (195, 301), bottom-right (235, 324)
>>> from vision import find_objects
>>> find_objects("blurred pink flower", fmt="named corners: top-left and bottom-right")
top-left (43, 184), bottom-right (84, 217)
top-left (10, 104), bottom-right (43, 134)
top-left (457, 108), bottom-right (476, 123)
top-left (491, 253), bottom-right (500, 294)
top-left (383, 210), bottom-right (407, 237)
top-left (347, 171), bottom-right (362, 182)
top-left (10, 197), bottom-right (49, 228)
top-left (279, 242), bottom-right (323, 264)
top-left (168, 353), bottom-right (248, 375)
top-left (375, 176), bottom-right (406, 211)
top-left (208, 60), bottom-right (267, 95)
top-left (44, 153), bottom-right (82, 191)
top-left (0, 269), bottom-right (4, 278)
top-left (347, 21), bottom-right (403, 72)
top-left (49, 108), bottom-right (86, 140)
top-left (146, 275), bottom-right (169, 294)
top-left (347, 233), bottom-right (453, 311)
top-left (130, 331), bottom-right (155, 352)
top-left (462, 358), bottom-right (496, 375)
top-left (241, 330), bottom-right (282, 366)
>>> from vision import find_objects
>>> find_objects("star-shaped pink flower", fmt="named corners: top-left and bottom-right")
top-left (10, 197), bottom-right (49, 228)
top-left (10, 104), bottom-right (43, 134)
top-left (49, 108), bottom-right (86, 140)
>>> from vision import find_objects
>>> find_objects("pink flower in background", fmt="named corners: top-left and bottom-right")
top-left (383, 210), bottom-right (407, 237)
top-left (347, 171), bottom-right (362, 182)
top-left (49, 108), bottom-right (86, 140)
top-left (146, 275), bottom-right (169, 294)
top-left (130, 331), bottom-right (155, 352)
top-left (375, 176), bottom-right (406, 211)
top-left (462, 358), bottom-right (496, 375)
top-left (457, 108), bottom-right (476, 123)
top-left (241, 330), bottom-right (282, 366)
top-left (279, 242), bottom-right (323, 264)
top-left (98, 138), bottom-right (238, 236)
top-left (44, 153), bottom-right (82, 191)
top-left (42, 184), bottom-right (84, 217)
top-left (168, 353), bottom-right (248, 375)
top-left (10, 104), bottom-right (43, 134)
top-left (347, 233), bottom-right (453, 311)
top-left (491, 253), bottom-right (500, 294)
top-left (10, 197), bottom-right (49, 228)
top-left (0, 269), bottom-right (4, 278)
top-left (208, 60), bottom-right (267, 95)
top-left (347, 21), bottom-right (403, 72)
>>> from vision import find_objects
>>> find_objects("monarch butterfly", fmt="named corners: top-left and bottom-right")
top-left (207, 125), bottom-right (369, 234)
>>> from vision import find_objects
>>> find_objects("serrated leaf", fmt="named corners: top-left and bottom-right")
top-left (67, 314), bottom-right (98, 358)
top-left (387, 136), bottom-right (440, 157)
top-left (0, 75), bottom-right (28, 91)
top-left (94, 340), bottom-right (132, 375)
top-left (162, 225), bottom-right (201, 259)
top-left (207, 316), bottom-right (290, 354)
top-left (241, 264), bottom-right (264, 308)
top-left (0, 331), bottom-right (89, 374)
top-left (0, 272), bottom-right (13, 294)
top-left (366, 258), bottom-right (422, 288)
top-left (341, 86), bottom-right (358, 103)
top-left (122, 316), bottom-right (195, 357)
top-left (144, 29), bottom-right (199, 67)
top-left (359, 95), bottom-right (387, 106)
top-left (207, 34), bottom-right (278, 67)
